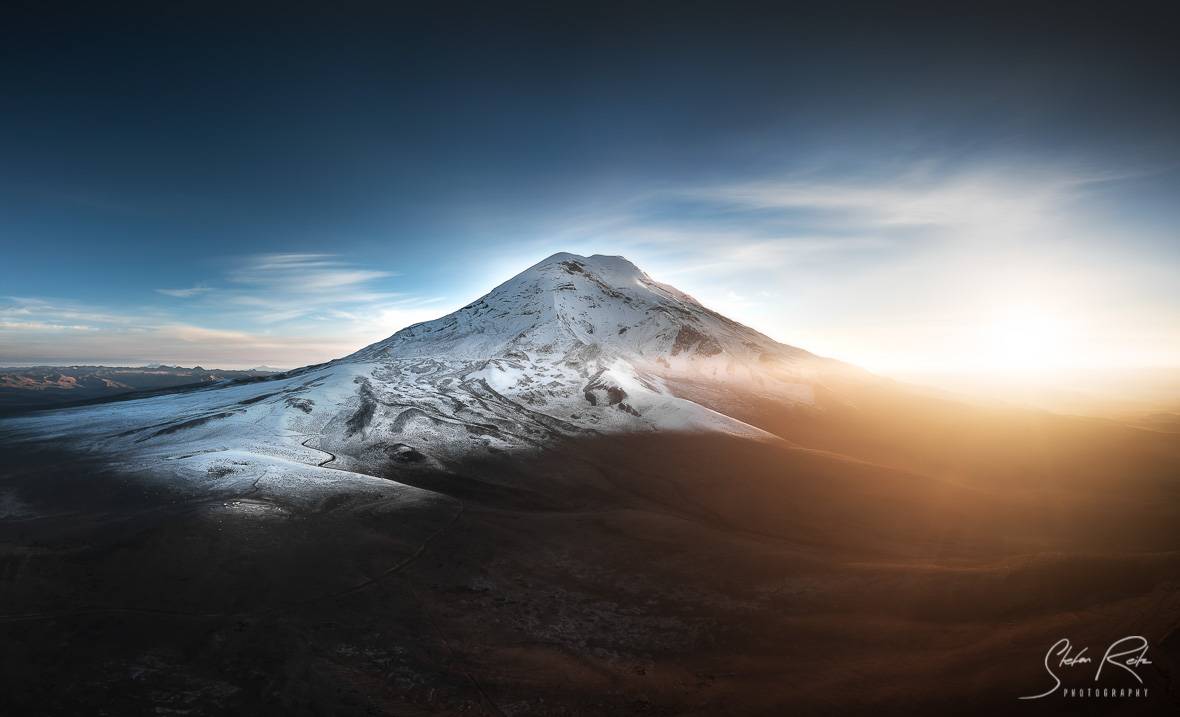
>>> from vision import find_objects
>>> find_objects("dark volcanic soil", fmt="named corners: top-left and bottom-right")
top-left (2, 426), bottom-right (1179, 715)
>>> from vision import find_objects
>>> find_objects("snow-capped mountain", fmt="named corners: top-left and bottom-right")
top-left (354, 253), bottom-right (799, 365)
top-left (1, 253), bottom-right (842, 491)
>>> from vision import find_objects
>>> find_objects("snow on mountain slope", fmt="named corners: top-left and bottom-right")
top-left (0, 253), bottom-right (840, 493)
top-left (353, 252), bottom-right (809, 369)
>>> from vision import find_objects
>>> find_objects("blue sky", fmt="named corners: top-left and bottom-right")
top-left (2, 2), bottom-right (1178, 373)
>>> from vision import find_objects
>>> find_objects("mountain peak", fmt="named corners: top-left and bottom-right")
top-left (320, 251), bottom-right (817, 453)
top-left (351, 251), bottom-right (809, 377)
top-left (528, 252), bottom-right (648, 287)
top-left (534, 251), bottom-right (635, 266)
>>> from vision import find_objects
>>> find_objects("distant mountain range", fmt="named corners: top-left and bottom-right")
top-left (0, 364), bottom-right (277, 415)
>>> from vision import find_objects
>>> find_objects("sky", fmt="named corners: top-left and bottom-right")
top-left (2, 2), bottom-right (1178, 382)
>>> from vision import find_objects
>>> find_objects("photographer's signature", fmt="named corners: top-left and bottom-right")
top-left (1019, 636), bottom-right (1152, 700)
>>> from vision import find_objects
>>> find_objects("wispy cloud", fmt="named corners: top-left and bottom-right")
top-left (0, 254), bottom-right (447, 368)
top-left (156, 285), bottom-right (212, 298)
top-left (227, 253), bottom-right (394, 291)
top-left (2, 297), bottom-right (139, 326)
top-left (512, 163), bottom-right (1131, 287)
top-left (0, 320), bottom-right (96, 332)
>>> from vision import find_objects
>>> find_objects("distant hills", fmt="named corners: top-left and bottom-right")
top-left (0, 364), bottom-right (278, 415)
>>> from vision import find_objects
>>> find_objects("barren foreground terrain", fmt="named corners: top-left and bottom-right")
top-left (3, 394), bottom-right (1178, 715)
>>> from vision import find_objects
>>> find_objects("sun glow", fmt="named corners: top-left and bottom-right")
top-left (976, 306), bottom-right (1077, 374)
top-left (814, 296), bottom-right (1100, 380)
